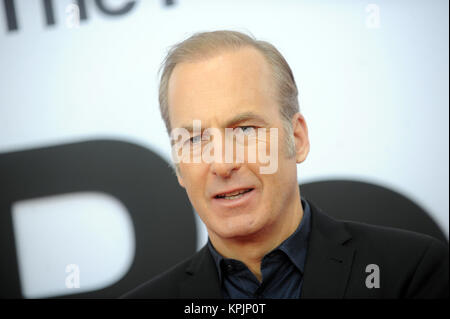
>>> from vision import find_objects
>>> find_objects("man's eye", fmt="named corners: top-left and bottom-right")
top-left (189, 135), bottom-right (202, 144)
top-left (237, 126), bottom-right (256, 134)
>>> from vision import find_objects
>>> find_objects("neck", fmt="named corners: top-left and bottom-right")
top-left (209, 192), bottom-right (304, 282)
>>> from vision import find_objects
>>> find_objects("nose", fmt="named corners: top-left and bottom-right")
top-left (208, 128), bottom-right (242, 178)
top-left (211, 161), bottom-right (241, 178)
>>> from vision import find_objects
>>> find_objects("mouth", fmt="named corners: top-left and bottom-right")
top-left (213, 188), bottom-right (254, 200)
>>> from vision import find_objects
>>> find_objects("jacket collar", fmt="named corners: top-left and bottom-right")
top-left (301, 200), bottom-right (355, 298)
top-left (179, 199), bottom-right (355, 299)
top-left (179, 245), bottom-right (223, 298)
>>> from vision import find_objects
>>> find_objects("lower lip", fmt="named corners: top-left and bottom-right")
top-left (211, 189), bottom-right (256, 209)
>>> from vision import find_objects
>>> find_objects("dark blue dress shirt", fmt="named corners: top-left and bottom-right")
top-left (207, 198), bottom-right (311, 299)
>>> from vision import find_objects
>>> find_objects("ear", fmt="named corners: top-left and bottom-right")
top-left (292, 113), bottom-right (310, 163)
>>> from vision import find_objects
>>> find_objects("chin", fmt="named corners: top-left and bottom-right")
top-left (212, 215), bottom-right (263, 239)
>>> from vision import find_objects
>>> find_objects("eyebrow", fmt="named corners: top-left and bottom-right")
top-left (224, 111), bottom-right (270, 128)
top-left (179, 111), bottom-right (270, 133)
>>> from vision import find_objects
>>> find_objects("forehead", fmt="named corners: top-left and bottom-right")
top-left (167, 47), bottom-right (278, 128)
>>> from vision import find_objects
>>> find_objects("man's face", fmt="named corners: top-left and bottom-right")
top-left (168, 47), bottom-right (306, 241)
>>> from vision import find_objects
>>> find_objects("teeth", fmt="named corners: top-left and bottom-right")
top-left (227, 190), bottom-right (245, 196)
top-left (223, 193), bottom-right (245, 200)
top-left (217, 188), bottom-right (252, 199)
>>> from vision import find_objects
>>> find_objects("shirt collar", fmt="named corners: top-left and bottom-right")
top-left (207, 198), bottom-right (312, 282)
top-left (276, 198), bottom-right (311, 274)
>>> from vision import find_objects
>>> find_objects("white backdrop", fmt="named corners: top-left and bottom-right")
top-left (0, 0), bottom-right (448, 297)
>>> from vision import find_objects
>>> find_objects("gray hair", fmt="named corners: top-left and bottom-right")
top-left (158, 30), bottom-right (299, 157)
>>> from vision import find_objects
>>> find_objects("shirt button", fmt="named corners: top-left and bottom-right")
top-left (226, 264), bottom-right (233, 272)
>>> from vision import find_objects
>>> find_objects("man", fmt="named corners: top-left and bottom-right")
top-left (122, 30), bottom-right (448, 298)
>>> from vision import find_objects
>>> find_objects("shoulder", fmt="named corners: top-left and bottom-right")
top-left (309, 201), bottom-right (447, 261)
top-left (341, 219), bottom-right (448, 298)
top-left (309, 204), bottom-right (448, 298)
top-left (345, 218), bottom-right (444, 246)
top-left (343, 218), bottom-right (447, 259)
top-left (120, 249), bottom-right (203, 299)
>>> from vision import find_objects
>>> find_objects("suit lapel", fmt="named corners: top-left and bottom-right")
top-left (179, 246), bottom-right (223, 298)
top-left (301, 201), bottom-right (355, 298)
top-left (178, 201), bottom-right (355, 299)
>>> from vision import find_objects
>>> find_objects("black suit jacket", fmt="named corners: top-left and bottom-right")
top-left (122, 201), bottom-right (449, 298)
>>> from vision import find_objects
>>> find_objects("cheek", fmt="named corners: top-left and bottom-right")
top-left (261, 163), bottom-right (296, 198)
top-left (179, 164), bottom-right (208, 197)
